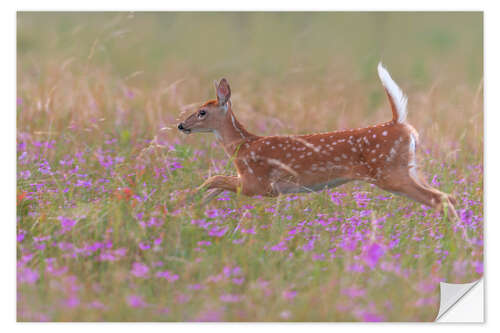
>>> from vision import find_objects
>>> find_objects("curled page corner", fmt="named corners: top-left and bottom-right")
top-left (436, 279), bottom-right (483, 322)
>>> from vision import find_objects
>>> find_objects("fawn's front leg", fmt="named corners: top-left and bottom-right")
top-left (197, 175), bottom-right (241, 193)
top-left (190, 175), bottom-right (241, 205)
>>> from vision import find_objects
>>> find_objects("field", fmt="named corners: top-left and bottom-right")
top-left (17, 12), bottom-right (483, 321)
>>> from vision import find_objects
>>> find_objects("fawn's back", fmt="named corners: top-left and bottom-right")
top-left (235, 120), bottom-right (415, 194)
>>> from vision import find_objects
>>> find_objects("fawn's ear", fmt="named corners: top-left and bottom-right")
top-left (216, 78), bottom-right (231, 106)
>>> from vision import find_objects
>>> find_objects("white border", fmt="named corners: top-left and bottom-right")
top-left (4, 0), bottom-right (497, 331)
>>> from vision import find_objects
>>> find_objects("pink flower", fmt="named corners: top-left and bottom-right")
top-left (341, 287), bottom-right (365, 298)
top-left (362, 242), bottom-right (386, 269)
top-left (18, 267), bottom-right (39, 284)
top-left (220, 294), bottom-right (242, 303)
top-left (195, 309), bottom-right (223, 321)
top-left (301, 239), bottom-right (315, 252)
top-left (270, 241), bottom-right (287, 252)
top-left (156, 270), bottom-right (179, 282)
top-left (282, 290), bottom-right (297, 300)
top-left (17, 230), bottom-right (26, 243)
top-left (347, 263), bottom-right (365, 273)
top-left (330, 192), bottom-right (347, 206)
top-left (360, 311), bottom-right (384, 322)
top-left (280, 310), bottom-right (292, 320)
top-left (127, 294), bottom-right (147, 308)
top-left (138, 242), bottom-right (151, 250)
top-left (474, 260), bottom-right (483, 274)
top-left (131, 262), bottom-right (149, 278)
top-left (232, 277), bottom-right (245, 285)
top-left (415, 297), bottom-right (437, 307)
top-left (87, 300), bottom-right (107, 310)
top-left (58, 216), bottom-right (77, 232)
top-left (64, 295), bottom-right (80, 308)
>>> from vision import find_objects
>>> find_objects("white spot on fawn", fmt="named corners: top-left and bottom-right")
top-left (382, 131), bottom-right (388, 136)
top-left (386, 147), bottom-right (397, 162)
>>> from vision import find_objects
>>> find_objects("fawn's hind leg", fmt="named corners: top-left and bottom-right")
top-left (376, 172), bottom-right (457, 219)
top-left (413, 171), bottom-right (457, 207)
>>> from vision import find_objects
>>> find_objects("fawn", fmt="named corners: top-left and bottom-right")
top-left (178, 63), bottom-right (457, 217)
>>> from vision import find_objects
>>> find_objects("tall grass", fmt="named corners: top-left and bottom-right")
top-left (17, 12), bottom-right (482, 321)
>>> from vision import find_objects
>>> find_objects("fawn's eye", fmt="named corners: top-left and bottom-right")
top-left (198, 110), bottom-right (206, 117)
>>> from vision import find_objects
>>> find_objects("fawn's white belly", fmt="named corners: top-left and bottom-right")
top-left (273, 178), bottom-right (350, 194)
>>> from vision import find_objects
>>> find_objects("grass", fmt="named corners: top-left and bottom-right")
top-left (17, 12), bottom-right (483, 321)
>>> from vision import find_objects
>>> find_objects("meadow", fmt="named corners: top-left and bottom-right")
top-left (17, 12), bottom-right (483, 321)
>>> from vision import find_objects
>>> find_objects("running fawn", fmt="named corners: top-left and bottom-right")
top-left (177, 63), bottom-right (457, 217)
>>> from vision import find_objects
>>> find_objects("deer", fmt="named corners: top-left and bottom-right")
top-left (177, 63), bottom-right (458, 219)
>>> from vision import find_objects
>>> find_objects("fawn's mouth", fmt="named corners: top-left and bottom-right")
top-left (177, 123), bottom-right (191, 134)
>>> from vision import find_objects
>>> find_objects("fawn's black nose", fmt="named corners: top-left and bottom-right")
top-left (178, 123), bottom-right (184, 131)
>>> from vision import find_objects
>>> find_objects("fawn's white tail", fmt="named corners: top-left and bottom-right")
top-left (377, 62), bottom-right (408, 123)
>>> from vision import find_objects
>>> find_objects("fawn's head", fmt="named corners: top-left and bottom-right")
top-left (178, 78), bottom-right (231, 135)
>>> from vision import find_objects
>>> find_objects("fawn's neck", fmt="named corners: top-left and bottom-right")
top-left (216, 104), bottom-right (257, 156)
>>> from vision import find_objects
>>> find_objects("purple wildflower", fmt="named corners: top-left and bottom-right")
top-left (220, 294), bottom-right (242, 303)
top-left (17, 230), bottom-right (26, 243)
top-left (58, 216), bottom-right (77, 233)
top-left (474, 261), bottom-right (483, 275)
top-left (360, 311), bottom-right (384, 322)
top-left (138, 242), bottom-right (151, 250)
top-left (18, 267), bottom-right (39, 284)
top-left (131, 262), bottom-right (149, 278)
top-left (341, 287), bottom-right (365, 298)
top-left (156, 270), bottom-right (179, 282)
top-left (127, 294), bottom-right (147, 308)
top-left (282, 290), bottom-right (297, 300)
top-left (330, 192), bottom-right (347, 206)
top-left (362, 242), bottom-right (386, 269)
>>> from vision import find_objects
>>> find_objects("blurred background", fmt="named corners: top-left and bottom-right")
top-left (18, 12), bottom-right (482, 83)
top-left (18, 13), bottom-right (483, 148)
